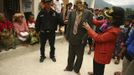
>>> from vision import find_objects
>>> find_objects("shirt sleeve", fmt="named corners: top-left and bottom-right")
top-left (126, 29), bottom-right (134, 46)
top-left (92, 19), bottom-right (106, 27)
top-left (35, 12), bottom-right (41, 33)
top-left (87, 27), bottom-right (118, 43)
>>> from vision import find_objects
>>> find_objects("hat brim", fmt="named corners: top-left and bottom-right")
top-left (104, 10), bottom-right (112, 19)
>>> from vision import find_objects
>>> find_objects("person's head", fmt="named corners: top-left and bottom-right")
top-left (84, 2), bottom-right (88, 9)
top-left (75, 1), bottom-right (84, 11)
top-left (0, 13), bottom-right (6, 22)
top-left (73, 5), bottom-right (77, 10)
top-left (94, 9), bottom-right (100, 15)
top-left (104, 6), bottom-right (125, 27)
top-left (68, 2), bottom-right (73, 9)
top-left (124, 15), bottom-right (132, 27)
top-left (39, 2), bottom-right (45, 9)
top-left (124, 19), bottom-right (131, 27)
top-left (13, 13), bottom-right (25, 23)
top-left (41, 0), bottom-right (52, 10)
top-left (28, 14), bottom-right (34, 22)
top-left (88, 8), bottom-right (94, 13)
top-left (130, 14), bottom-right (134, 27)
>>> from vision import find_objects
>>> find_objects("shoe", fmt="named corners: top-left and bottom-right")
top-left (64, 68), bottom-right (72, 71)
top-left (51, 57), bottom-right (56, 62)
top-left (74, 71), bottom-right (81, 75)
top-left (40, 57), bottom-right (46, 63)
top-left (11, 46), bottom-right (16, 49)
top-left (88, 72), bottom-right (93, 75)
top-left (76, 72), bottom-right (81, 75)
top-left (76, 73), bottom-right (81, 75)
top-left (5, 48), bottom-right (10, 51)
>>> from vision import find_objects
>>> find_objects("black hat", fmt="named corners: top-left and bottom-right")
top-left (41, 0), bottom-right (52, 3)
top-left (104, 6), bottom-right (125, 19)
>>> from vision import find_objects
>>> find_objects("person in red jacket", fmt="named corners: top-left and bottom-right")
top-left (83, 6), bottom-right (125, 75)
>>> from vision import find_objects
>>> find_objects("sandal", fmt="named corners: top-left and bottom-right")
top-left (114, 71), bottom-right (121, 75)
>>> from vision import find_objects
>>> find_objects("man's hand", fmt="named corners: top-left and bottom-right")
top-left (64, 20), bottom-right (68, 25)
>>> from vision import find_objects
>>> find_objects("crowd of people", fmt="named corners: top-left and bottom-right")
top-left (0, 12), bottom-right (39, 51)
top-left (0, 0), bottom-right (134, 75)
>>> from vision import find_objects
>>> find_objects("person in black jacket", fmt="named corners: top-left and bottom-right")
top-left (35, 0), bottom-right (63, 63)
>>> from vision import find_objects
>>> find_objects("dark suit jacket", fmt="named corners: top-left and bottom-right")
top-left (66, 9), bottom-right (93, 45)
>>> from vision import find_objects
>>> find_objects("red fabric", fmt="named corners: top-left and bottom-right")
top-left (92, 19), bottom-right (106, 27)
top-left (87, 26), bottom-right (121, 64)
top-left (92, 19), bottom-right (112, 28)
top-left (0, 20), bottom-right (13, 32)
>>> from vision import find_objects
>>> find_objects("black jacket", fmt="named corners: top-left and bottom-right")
top-left (35, 8), bottom-right (63, 32)
top-left (65, 9), bottom-right (93, 45)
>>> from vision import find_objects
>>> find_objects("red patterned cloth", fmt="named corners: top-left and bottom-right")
top-left (0, 20), bottom-right (13, 32)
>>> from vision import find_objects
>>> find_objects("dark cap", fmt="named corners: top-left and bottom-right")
top-left (41, 0), bottom-right (52, 3)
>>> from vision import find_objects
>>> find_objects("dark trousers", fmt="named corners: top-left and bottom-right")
top-left (40, 30), bottom-right (55, 58)
top-left (66, 43), bottom-right (85, 73)
top-left (93, 60), bottom-right (105, 75)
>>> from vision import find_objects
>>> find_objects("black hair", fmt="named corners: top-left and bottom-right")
top-left (24, 12), bottom-right (34, 20)
top-left (88, 8), bottom-right (94, 13)
top-left (68, 2), bottom-right (73, 6)
top-left (111, 6), bottom-right (125, 27)
top-left (84, 2), bottom-right (88, 7)
top-left (104, 7), bottom-right (110, 10)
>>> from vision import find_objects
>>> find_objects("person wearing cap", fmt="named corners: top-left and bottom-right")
top-left (83, 6), bottom-right (125, 75)
top-left (64, 1), bottom-right (93, 75)
top-left (35, 0), bottom-right (64, 63)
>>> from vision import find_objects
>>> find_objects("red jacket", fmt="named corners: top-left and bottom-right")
top-left (87, 26), bottom-right (121, 64)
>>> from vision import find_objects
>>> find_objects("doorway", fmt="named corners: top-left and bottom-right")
top-left (4, 0), bottom-right (20, 21)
